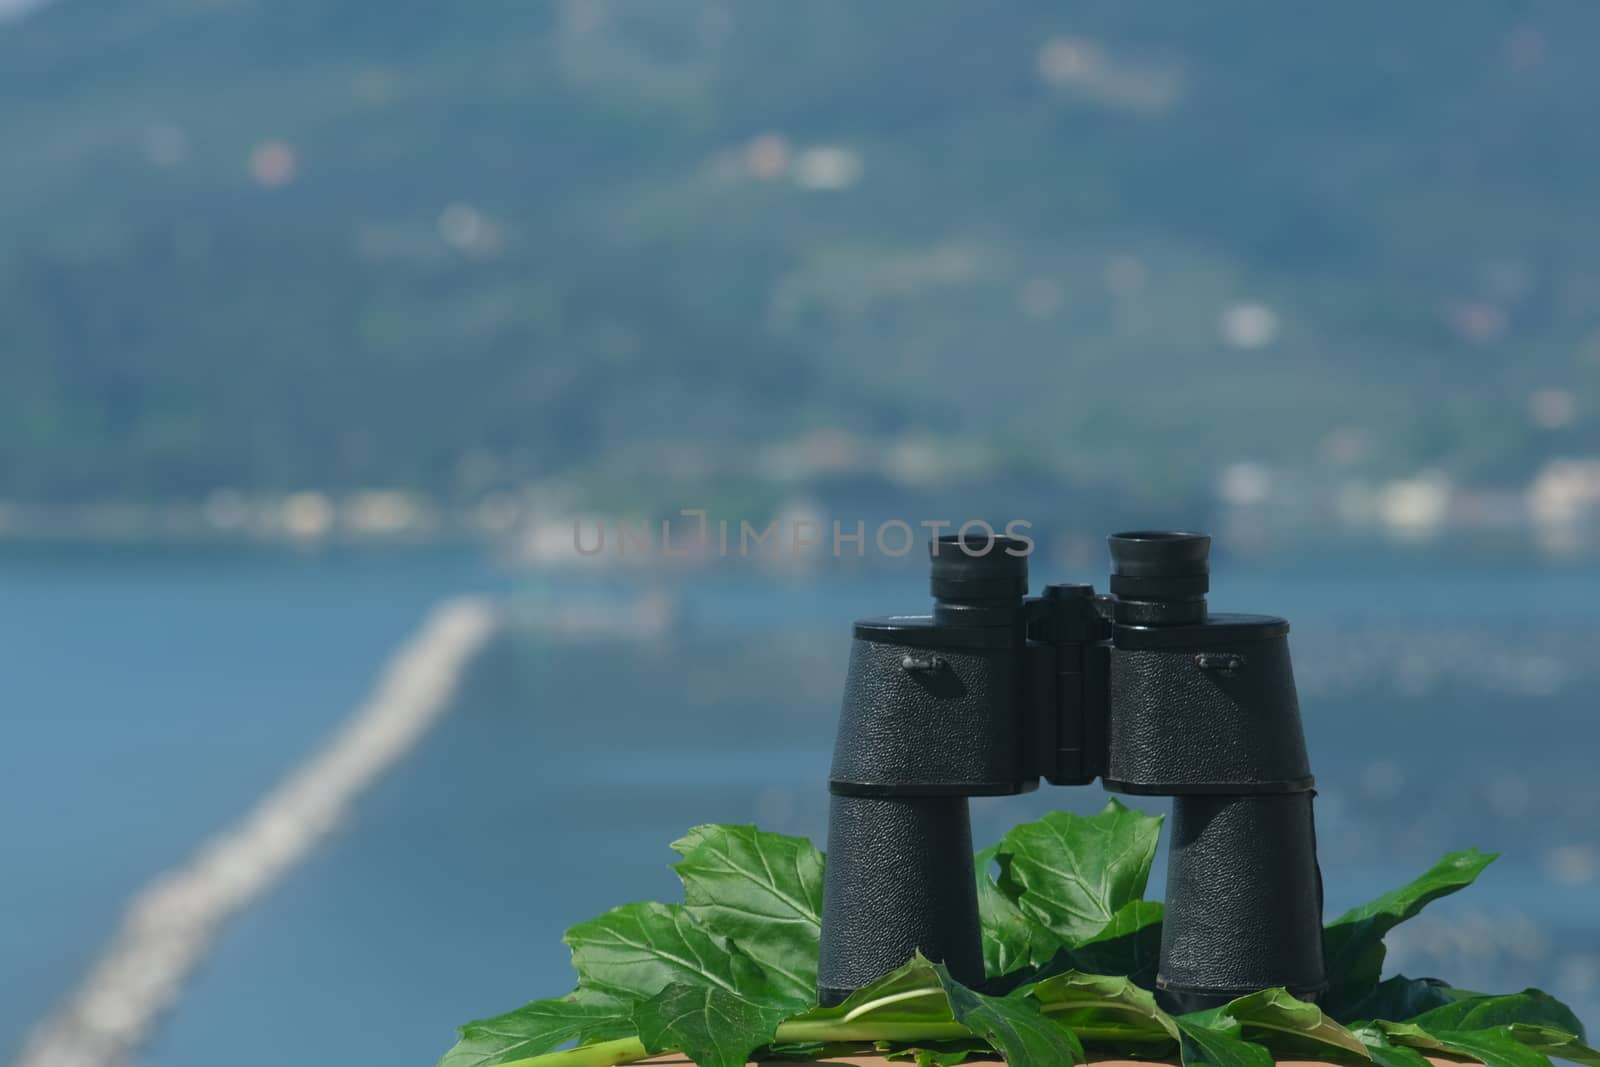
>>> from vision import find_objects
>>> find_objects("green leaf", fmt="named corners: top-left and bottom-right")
top-left (800, 955), bottom-right (953, 1022)
top-left (1031, 970), bottom-right (1180, 1045)
top-left (781, 955), bottom-right (970, 1044)
top-left (1419, 1028), bottom-right (1553, 1067)
top-left (975, 844), bottom-right (1059, 978)
top-left (1375, 994), bottom-right (1600, 1067)
top-left (445, 812), bottom-right (1564, 1067)
top-left (631, 982), bottom-right (789, 1067)
top-left (1323, 849), bottom-right (1497, 1006)
top-left (1054, 899), bottom-right (1163, 987)
top-left (1504, 1024), bottom-right (1600, 1067)
top-left (934, 962), bottom-right (1085, 1066)
top-left (1209, 987), bottom-right (1371, 1058)
top-left (1375, 1020), bottom-right (1447, 1051)
top-left (437, 991), bottom-right (632, 1067)
top-left (1410, 990), bottom-right (1588, 1039)
top-left (1379, 1019), bottom-right (1563, 1067)
top-left (1365, 1041), bottom-right (1437, 1067)
top-left (1353, 1023), bottom-right (1440, 1067)
top-left (997, 799), bottom-right (1164, 946)
top-left (670, 824), bottom-right (825, 1006)
top-left (997, 899), bottom-right (1163, 998)
top-left (1175, 1017), bottom-right (1274, 1067)
top-left (1332, 974), bottom-right (1462, 1024)
top-left (563, 901), bottom-right (777, 1008)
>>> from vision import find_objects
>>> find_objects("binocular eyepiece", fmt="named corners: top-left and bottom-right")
top-left (817, 529), bottom-right (1325, 1013)
top-left (929, 532), bottom-right (1029, 624)
top-left (1107, 530), bottom-right (1210, 624)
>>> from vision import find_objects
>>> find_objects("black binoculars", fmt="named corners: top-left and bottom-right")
top-left (817, 530), bottom-right (1325, 1013)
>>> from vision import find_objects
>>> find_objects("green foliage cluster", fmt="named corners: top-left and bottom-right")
top-left (437, 802), bottom-right (1595, 1067)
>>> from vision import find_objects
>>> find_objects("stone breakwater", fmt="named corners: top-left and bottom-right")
top-left (9, 597), bottom-right (501, 1067)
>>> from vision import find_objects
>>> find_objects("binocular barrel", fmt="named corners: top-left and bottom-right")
top-left (817, 530), bottom-right (1326, 1011)
top-left (817, 795), bottom-right (986, 1005)
top-left (1160, 793), bottom-right (1325, 1011)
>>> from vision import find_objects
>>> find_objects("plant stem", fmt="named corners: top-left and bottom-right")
top-left (493, 1036), bottom-right (648, 1067)
top-left (488, 1019), bottom-right (977, 1067)
top-left (772, 1019), bottom-right (973, 1044)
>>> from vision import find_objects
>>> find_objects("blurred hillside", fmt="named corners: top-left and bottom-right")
top-left (3, 0), bottom-right (1600, 532)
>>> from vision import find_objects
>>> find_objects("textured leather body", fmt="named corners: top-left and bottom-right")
top-left (1157, 792), bottom-right (1327, 1006)
top-left (816, 794), bottom-right (984, 1005)
top-left (1107, 636), bottom-right (1312, 790)
top-left (829, 636), bottom-right (1023, 792)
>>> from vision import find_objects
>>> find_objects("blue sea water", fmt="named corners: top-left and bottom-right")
top-left (1, 543), bottom-right (1597, 1066)
top-left (0, 545), bottom-right (507, 1062)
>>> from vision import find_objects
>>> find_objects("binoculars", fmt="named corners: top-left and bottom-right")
top-left (817, 530), bottom-right (1325, 1013)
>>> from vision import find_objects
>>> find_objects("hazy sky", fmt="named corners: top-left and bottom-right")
top-left (0, 0), bottom-right (48, 21)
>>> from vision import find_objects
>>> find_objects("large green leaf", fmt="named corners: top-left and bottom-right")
top-left (437, 992), bottom-right (632, 1067)
top-left (781, 955), bottom-right (970, 1044)
top-left (1372, 992), bottom-right (1600, 1067)
top-left (1333, 974), bottom-right (1464, 1024)
top-left (1208, 987), bottom-right (1371, 1058)
top-left (631, 982), bottom-right (789, 1067)
top-left (670, 824), bottom-right (824, 1006)
top-left (1410, 990), bottom-right (1588, 1038)
top-left (1323, 849), bottom-right (1497, 1006)
top-left (1054, 899), bottom-right (1163, 987)
top-left (1379, 1019), bottom-right (1564, 1067)
top-left (934, 963), bottom-right (1085, 1067)
top-left (1375, 1019), bottom-right (1448, 1051)
top-left (1175, 1017), bottom-right (1274, 1067)
top-left (1418, 1028), bottom-right (1553, 1067)
top-left (1353, 1023), bottom-right (1442, 1067)
top-left (976, 844), bottom-right (1059, 978)
top-left (563, 901), bottom-right (775, 1007)
top-left (997, 800), bottom-right (1164, 946)
top-left (1031, 970), bottom-right (1179, 1046)
top-left (1504, 1024), bottom-right (1600, 1067)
